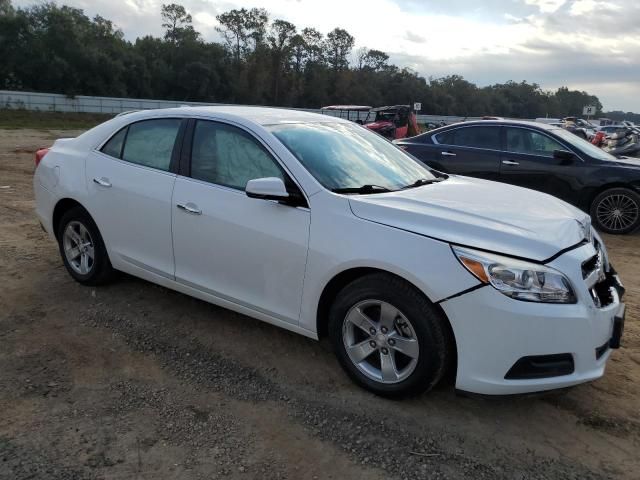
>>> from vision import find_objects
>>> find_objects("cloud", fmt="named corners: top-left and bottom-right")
top-left (404, 31), bottom-right (426, 43)
top-left (569, 0), bottom-right (621, 15)
top-left (11, 0), bottom-right (640, 110)
top-left (524, 0), bottom-right (567, 13)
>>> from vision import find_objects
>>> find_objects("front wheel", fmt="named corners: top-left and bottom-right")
top-left (328, 273), bottom-right (452, 397)
top-left (590, 188), bottom-right (640, 235)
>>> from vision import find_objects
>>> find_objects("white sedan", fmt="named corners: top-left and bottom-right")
top-left (34, 106), bottom-right (625, 396)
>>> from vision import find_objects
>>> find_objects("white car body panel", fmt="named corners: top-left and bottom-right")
top-left (33, 105), bottom-right (623, 395)
top-left (441, 242), bottom-right (616, 394)
top-left (172, 176), bottom-right (310, 324)
top-left (348, 176), bottom-right (589, 261)
top-left (85, 151), bottom-right (177, 277)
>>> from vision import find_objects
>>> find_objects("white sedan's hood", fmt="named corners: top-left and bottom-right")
top-left (348, 176), bottom-right (590, 261)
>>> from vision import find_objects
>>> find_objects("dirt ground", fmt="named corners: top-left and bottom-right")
top-left (1, 128), bottom-right (639, 480)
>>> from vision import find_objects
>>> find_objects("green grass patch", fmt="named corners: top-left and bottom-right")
top-left (0, 109), bottom-right (114, 130)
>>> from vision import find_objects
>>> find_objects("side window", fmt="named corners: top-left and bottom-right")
top-left (100, 127), bottom-right (127, 159)
top-left (191, 120), bottom-right (284, 190)
top-left (121, 119), bottom-right (181, 171)
top-left (506, 128), bottom-right (563, 157)
top-left (434, 130), bottom-right (454, 145)
top-left (452, 127), bottom-right (501, 150)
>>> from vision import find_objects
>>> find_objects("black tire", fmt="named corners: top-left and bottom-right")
top-left (57, 206), bottom-right (115, 285)
top-left (328, 273), bottom-right (452, 398)
top-left (590, 188), bottom-right (640, 235)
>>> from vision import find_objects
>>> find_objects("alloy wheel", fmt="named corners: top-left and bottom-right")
top-left (342, 299), bottom-right (419, 384)
top-left (595, 193), bottom-right (639, 233)
top-left (63, 221), bottom-right (95, 275)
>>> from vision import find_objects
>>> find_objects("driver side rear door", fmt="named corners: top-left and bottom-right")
top-left (431, 125), bottom-right (502, 181)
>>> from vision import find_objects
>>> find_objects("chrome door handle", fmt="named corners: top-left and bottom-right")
top-left (502, 160), bottom-right (520, 166)
top-left (441, 151), bottom-right (456, 157)
top-left (93, 177), bottom-right (112, 187)
top-left (176, 202), bottom-right (202, 215)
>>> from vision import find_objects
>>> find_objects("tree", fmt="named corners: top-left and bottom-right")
top-left (324, 28), bottom-right (354, 71)
top-left (301, 27), bottom-right (324, 64)
top-left (268, 19), bottom-right (296, 103)
top-left (362, 49), bottom-right (389, 71)
top-left (216, 7), bottom-right (268, 63)
top-left (161, 3), bottom-right (197, 44)
top-left (0, 0), bottom-right (14, 16)
top-left (0, 2), bottom-right (612, 117)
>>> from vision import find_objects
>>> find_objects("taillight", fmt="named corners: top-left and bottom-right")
top-left (35, 148), bottom-right (50, 168)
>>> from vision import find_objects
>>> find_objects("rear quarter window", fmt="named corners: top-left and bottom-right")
top-left (452, 126), bottom-right (501, 149)
top-left (434, 130), bottom-right (454, 145)
top-left (100, 127), bottom-right (127, 159)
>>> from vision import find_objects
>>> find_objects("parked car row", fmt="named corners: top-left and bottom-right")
top-left (396, 120), bottom-right (640, 234)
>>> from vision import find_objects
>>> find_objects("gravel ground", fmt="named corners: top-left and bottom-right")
top-left (1, 128), bottom-right (639, 479)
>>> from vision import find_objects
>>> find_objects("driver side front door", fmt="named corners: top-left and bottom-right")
top-left (171, 119), bottom-right (310, 325)
top-left (499, 127), bottom-right (579, 203)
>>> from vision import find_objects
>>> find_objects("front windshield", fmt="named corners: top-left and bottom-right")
top-left (268, 122), bottom-right (435, 191)
top-left (552, 128), bottom-right (618, 161)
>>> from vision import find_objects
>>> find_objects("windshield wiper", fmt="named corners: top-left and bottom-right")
top-left (331, 184), bottom-right (393, 194)
top-left (401, 177), bottom-right (446, 190)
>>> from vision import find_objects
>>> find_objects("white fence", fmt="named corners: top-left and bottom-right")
top-left (0, 90), bottom-right (474, 124)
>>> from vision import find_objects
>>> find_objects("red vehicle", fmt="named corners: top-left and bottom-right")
top-left (321, 104), bottom-right (420, 140)
top-left (364, 105), bottom-right (419, 140)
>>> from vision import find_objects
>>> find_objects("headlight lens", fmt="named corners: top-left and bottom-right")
top-left (452, 246), bottom-right (576, 304)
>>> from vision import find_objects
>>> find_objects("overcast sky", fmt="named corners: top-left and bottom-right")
top-left (14, 0), bottom-right (640, 111)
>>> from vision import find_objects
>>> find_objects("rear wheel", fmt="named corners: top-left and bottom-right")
top-left (590, 188), bottom-right (640, 234)
top-left (57, 207), bottom-right (114, 285)
top-left (328, 273), bottom-right (452, 397)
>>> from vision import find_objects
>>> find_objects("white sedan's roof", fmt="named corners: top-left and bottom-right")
top-left (75, 105), bottom-right (348, 149)
top-left (132, 105), bottom-right (347, 126)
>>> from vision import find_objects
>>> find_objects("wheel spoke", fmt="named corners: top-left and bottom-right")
top-left (69, 228), bottom-right (82, 245)
top-left (347, 340), bottom-right (376, 363)
top-left (346, 307), bottom-right (377, 334)
top-left (379, 302), bottom-right (398, 330)
top-left (380, 351), bottom-right (399, 382)
top-left (80, 253), bottom-right (90, 274)
top-left (65, 246), bottom-right (81, 260)
top-left (79, 224), bottom-right (91, 243)
top-left (388, 333), bottom-right (419, 359)
top-left (85, 245), bottom-right (95, 260)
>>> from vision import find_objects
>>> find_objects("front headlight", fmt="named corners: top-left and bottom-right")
top-left (452, 246), bottom-right (576, 304)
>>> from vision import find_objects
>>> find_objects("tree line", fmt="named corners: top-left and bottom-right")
top-left (0, 0), bottom-right (615, 118)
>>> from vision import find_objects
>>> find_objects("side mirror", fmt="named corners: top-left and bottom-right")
top-left (553, 149), bottom-right (574, 162)
top-left (245, 177), bottom-right (290, 201)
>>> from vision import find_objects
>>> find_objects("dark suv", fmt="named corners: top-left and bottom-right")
top-left (396, 120), bottom-right (640, 234)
